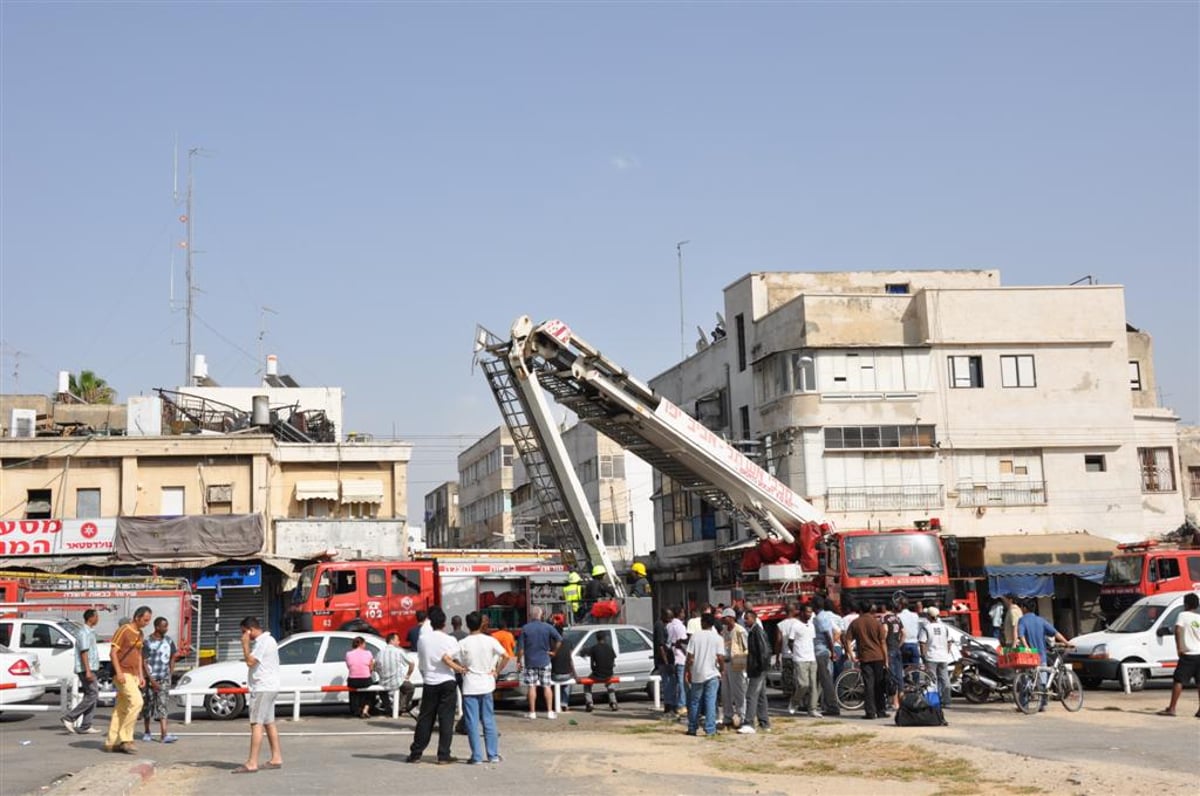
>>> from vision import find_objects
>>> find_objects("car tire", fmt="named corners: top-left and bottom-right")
top-left (203, 682), bottom-right (246, 721)
top-left (1079, 676), bottom-right (1103, 690)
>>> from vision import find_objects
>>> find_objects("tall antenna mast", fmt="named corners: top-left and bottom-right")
top-left (184, 147), bottom-right (198, 387)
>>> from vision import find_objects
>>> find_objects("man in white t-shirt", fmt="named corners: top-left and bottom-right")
top-left (234, 617), bottom-right (282, 774)
top-left (684, 613), bottom-right (724, 737)
top-left (408, 606), bottom-right (469, 764)
top-left (918, 607), bottom-right (955, 707)
top-left (1158, 592), bottom-right (1200, 718)
top-left (897, 597), bottom-right (922, 666)
top-left (787, 603), bottom-right (820, 717)
top-left (457, 611), bottom-right (510, 763)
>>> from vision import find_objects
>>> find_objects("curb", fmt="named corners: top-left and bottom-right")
top-left (32, 759), bottom-right (156, 796)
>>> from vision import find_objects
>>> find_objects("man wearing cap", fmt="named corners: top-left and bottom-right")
top-left (720, 608), bottom-right (748, 729)
top-left (918, 606), bottom-right (955, 708)
top-left (630, 562), bottom-right (651, 597)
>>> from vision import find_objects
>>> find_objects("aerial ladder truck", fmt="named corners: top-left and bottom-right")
top-left (475, 316), bottom-right (826, 595)
top-left (477, 316), bottom-right (958, 624)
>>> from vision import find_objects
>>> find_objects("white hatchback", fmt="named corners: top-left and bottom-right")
top-left (558, 624), bottom-right (657, 699)
top-left (175, 631), bottom-right (423, 720)
top-left (0, 644), bottom-right (47, 708)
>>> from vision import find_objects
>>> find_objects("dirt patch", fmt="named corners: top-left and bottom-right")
top-left (136, 763), bottom-right (205, 796)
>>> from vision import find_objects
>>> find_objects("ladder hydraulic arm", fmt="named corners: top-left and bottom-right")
top-left (501, 316), bottom-right (826, 544)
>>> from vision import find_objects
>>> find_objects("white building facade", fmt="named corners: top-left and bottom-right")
top-left (650, 270), bottom-right (1184, 577)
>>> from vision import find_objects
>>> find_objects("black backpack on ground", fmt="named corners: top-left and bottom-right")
top-left (895, 690), bottom-right (947, 727)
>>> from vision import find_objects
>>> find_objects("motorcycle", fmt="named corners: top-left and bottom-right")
top-left (955, 636), bottom-right (1016, 703)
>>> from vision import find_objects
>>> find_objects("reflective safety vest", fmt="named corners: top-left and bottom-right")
top-left (563, 582), bottom-right (582, 609)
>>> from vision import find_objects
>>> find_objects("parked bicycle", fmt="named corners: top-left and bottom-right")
top-left (1012, 645), bottom-right (1083, 714)
top-left (835, 661), bottom-right (932, 712)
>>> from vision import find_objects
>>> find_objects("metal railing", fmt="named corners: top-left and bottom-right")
top-left (826, 484), bottom-right (943, 512)
top-left (956, 481), bottom-right (1047, 507)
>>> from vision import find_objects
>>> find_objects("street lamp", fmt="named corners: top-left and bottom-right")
top-left (676, 240), bottom-right (690, 360)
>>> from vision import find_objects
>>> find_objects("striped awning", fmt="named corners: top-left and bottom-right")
top-left (294, 480), bottom-right (339, 501)
top-left (341, 479), bottom-right (384, 504)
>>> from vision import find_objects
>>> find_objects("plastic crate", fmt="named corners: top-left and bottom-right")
top-left (998, 647), bottom-right (1040, 670)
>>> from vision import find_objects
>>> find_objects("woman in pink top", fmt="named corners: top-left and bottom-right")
top-left (345, 637), bottom-right (376, 718)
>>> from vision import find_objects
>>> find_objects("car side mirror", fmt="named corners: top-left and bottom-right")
top-left (1156, 625), bottom-right (1175, 637)
top-left (55, 638), bottom-right (74, 648)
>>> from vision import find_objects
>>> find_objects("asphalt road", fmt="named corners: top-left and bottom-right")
top-left (1, 681), bottom-right (1196, 796)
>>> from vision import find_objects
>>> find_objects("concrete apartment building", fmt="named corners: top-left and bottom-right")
top-left (1, 377), bottom-right (412, 659)
top-left (423, 481), bottom-right (460, 548)
top-left (1179, 426), bottom-right (1200, 523)
top-left (648, 270), bottom-right (1184, 619)
top-left (456, 426), bottom-right (515, 548)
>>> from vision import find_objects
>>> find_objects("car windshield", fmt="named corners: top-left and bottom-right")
top-left (1106, 602), bottom-right (1165, 633)
top-left (58, 620), bottom-right (85, 641)
top-left (293, 566), bottom-right (317, 603)
top-left (1103, 556), bottom-right (1143, 586)
top-left (843, 533), bottom-right (944, 576)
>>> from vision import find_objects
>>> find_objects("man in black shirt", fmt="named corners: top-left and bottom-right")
top-left (582, 633), bottom-right (618, 712)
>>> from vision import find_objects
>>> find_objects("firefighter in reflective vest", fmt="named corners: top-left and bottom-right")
top-left (585, 564), bottom-right (616, 614)
top-left (563, 571), bottom-right (584, 620)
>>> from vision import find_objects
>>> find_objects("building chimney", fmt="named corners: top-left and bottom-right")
top-left (266, 354), bottom-right (278, 377)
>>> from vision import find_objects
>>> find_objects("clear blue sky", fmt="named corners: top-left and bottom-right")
top-left (2, 2), bottom-right (1197, 523)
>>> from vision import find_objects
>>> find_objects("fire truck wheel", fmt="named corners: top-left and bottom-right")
top-left (204, 684), bottom-right (246, 720)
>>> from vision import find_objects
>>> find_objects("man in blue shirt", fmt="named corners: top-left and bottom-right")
top-left (61, 609), bottom-right (101, 734)
top-left (812, 596), bottom-right (842, 716)
top-left (516, 606), bottom-right (562, 719)
top-left (1017, 602), bottom-right (1070, 711)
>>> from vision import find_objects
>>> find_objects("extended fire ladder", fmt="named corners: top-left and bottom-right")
top-left (476, 316), bottom-right (827, 586)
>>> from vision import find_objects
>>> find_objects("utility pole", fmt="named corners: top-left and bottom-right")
top-left (676, 240), bottom-right (690, 361)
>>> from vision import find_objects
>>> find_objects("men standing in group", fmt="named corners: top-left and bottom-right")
top-left (141, 617), bottom-right (180, 743)
top-left (1157, 592), bottom-right (1200, 718)
top-left (812, 596), bottom-right (841, 716)
top-left (233, 616), bottom-right (283, 774)
top-left (457, 611), bottom-right (509, 764)
top-left (719, 608), bottom-right (748, 729)
top-left (376, 632), bottom-right (416, 716)
top-left (408, 606), bottom-right (468, 764)
top-left (60, 609), bottom-right (101, 735)
top-left (846, 602), bottom-right (890, 720)
top-left (666, 608), bottom-right (689, 718)
top-left (787, 603), bottom-right (820, 717)
top-left (105, 606), bottom-right (152, 754)
top-left (919, 607), bottom-right (956, 709)
top-left (740, 609), bottom-right (772, 734)
top-left (684, 612), bottom-right (724, 737)
top-left (517, 605), bottom-right (562, 719)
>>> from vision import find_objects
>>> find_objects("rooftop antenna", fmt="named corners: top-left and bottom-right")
top-left (179, 146), bottom-right (211, 386)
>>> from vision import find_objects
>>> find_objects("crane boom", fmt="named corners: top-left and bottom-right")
top-left (478, 316), bottom-right (827, 581)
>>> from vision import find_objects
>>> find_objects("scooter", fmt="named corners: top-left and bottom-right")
top-left (955, 636), bottom-right (1015, 703)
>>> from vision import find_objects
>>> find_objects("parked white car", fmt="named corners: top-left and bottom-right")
top-left (1066, 591), bottom-right (1199, 691)
top-left (175, 631), bottom-right (423, 720)
top-left (0, 643), bottom-right (47, 709)
top-left (0, 618), bottom-right (111, 691)
top-left (558, 624), bottom-right (657, 700)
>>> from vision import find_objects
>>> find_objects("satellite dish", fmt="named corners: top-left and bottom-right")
top-left (715, 312), bottom-right (726, 328)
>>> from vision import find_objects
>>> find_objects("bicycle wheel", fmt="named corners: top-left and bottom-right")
top-left (1013, 670), bottom-right (1039, 715)
top-left (835, 668), bottom-right (865, 711)
top-left (903, 666), bottom-right (932, 694)
top-left (1058, 669), bottom-right (1084, 712)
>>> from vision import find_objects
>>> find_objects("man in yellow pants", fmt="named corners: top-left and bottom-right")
top-left (106, 606), bottom-right (152, 754)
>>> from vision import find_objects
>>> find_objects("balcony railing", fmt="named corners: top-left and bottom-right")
top-left (825, 484), bottom-right (943, 512)
top-left (956, 481), bottom-right (1047, 507)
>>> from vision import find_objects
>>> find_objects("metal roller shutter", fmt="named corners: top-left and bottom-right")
top-left (198, 587), bottom-right (268, 664)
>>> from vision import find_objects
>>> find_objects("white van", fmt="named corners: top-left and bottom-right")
top-left (1065, 590), bottom-right (1198, 691)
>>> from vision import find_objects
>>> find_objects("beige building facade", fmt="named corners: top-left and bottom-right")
top-left (423, 481), bottom-right (460, 548)
top-left (650, 270), bottom-right (1185, 573)
top-left (456, 426), bottom-right (514, 548)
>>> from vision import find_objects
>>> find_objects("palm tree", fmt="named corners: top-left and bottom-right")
top-left (68, 370), bottom-right (116, 404)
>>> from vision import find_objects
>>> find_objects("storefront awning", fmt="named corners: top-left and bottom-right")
top-left (341, 479), bottom-right (384, 504)
top-left (295, 480), bottom-right (339, 501)
top-left (984, 532), bottom-right (1117, 596)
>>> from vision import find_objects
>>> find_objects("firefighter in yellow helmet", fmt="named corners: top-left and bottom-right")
top-left (630, 561), bottom-right (651, 597)
top-left (585, 564), bottom-right (616, 611)
top-left (563, 571), bottom-right (583, 620)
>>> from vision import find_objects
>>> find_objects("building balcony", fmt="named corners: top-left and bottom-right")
top-left (955, 481), bottom-right (1047, 507)
top-left (825, 484), bottom-right (944, 512)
